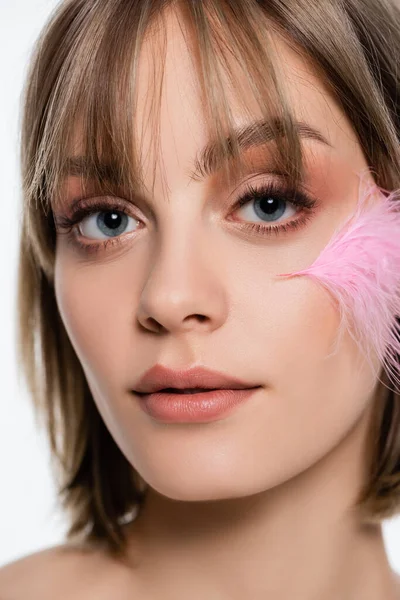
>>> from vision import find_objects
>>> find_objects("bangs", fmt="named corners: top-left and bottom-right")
top-left (33, 0), bottom-right (305, 213)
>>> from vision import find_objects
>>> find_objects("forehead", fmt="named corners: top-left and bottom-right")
top-left (68, 5), bottom-right (364, 190)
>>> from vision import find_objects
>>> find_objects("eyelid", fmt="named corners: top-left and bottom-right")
top-left (53, 196), bottom-right (142, 230)
top-left (229, 176), bottom-right (318, 216)
top-left (225, 169), bottom-right (312, 205)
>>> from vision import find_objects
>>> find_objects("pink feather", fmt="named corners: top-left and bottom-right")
top-left (276, 173), bottom-right (400, 394)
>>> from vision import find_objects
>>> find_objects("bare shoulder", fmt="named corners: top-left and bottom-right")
top-left (0, 542), bottom-right (124, 600)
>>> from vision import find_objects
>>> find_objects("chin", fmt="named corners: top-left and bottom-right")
top-left (138, 467), bottom-right (276, 503)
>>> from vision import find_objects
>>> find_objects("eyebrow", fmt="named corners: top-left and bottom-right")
top-left (190, 118), bottom-right (332, 181)
top-left (62, 157), bottom-right (121, 185)
top-left (63, 118), bottom-right (331, 185)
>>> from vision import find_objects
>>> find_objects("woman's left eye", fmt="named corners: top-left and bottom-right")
top-left (230, 181), bottom-right (319, 236)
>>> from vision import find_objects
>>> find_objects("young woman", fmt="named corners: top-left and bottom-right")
top-left (1, 0), bottom-right (400, 598)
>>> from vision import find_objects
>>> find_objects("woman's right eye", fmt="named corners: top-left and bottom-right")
top-left (78, 210), bottom-right (140, 240)
top-left (53, 197), bottom-right (143, 254)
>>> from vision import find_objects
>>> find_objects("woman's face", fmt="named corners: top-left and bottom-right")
top-left (54, 10), bottom-right (380, 500)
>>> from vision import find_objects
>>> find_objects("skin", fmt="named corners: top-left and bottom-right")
top-left (1, 5), bottom-right (400, 600)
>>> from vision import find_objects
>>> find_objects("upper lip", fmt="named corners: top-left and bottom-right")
top-left (133, 364), bottom-right (260, 394)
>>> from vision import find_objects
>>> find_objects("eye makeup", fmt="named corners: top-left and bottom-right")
top-left (53, 178), bottom-right (320, 256)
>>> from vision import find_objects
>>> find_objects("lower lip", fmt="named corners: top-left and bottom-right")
top-left (136, 388), bottom-right (260, 423)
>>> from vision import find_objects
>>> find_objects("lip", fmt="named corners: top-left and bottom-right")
top-left (136, 388), bottom-right (261, 423)
top-left (133, 364), bottom-right (259, 394)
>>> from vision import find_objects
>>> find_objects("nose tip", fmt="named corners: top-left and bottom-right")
top-left (137, 282), bottom-right (225, 335)
top-left (135, 232), bottom-right (229, 335)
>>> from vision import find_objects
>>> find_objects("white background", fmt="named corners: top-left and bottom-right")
top-left (1, 0), bottom-right (400, 570)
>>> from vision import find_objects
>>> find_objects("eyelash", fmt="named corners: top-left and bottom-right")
top-left (54, 181), bottom-right (319, 256)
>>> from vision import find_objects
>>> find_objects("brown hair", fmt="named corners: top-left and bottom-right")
top-left (17, 0), bottom-right (400, 556)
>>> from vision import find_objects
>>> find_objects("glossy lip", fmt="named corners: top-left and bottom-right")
top-left (133, 364), bottom-right (260, 394)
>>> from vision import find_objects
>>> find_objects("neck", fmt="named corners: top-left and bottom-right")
top-left (124, 401), bottom-right (399, 600)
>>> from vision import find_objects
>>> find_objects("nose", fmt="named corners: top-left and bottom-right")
top-left (136, 227), bottom-right (228, 335)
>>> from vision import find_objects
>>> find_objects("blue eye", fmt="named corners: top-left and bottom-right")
top-left (78, 210), bottom-right (139, 239)
top-left (230, 181), bottom-right (318, 236)
top-left (236, 192), bottom-right (295, 224)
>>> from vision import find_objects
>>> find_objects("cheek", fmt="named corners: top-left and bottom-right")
top-left (279, 181), bottom-right (400, 394)
top-left (224, 256), bottom-right (378, 467)
top-left (234, 272), bottom-right (378, 481)
top-left (241, 268), bottom-right (374, 398)
top-left (54, 257), bottom-right (130, 396)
